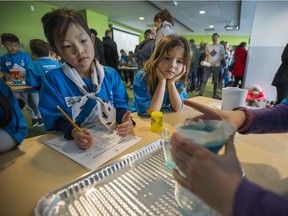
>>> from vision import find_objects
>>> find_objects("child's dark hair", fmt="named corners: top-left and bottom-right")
top-left (1, 33), bottom-right (19, 44)
top-left (29, 39), bottom-right (50, 57)
top-left (41, 8), bottom-right (91, 54)
top-left (105, 29), bottom-right (112, 36)
top-left (154, 9), bottom-right (174, 26)
top-left (144, 29), bottom-right (153, 36)
top-left (90, 28), bottom-right (98, 36)
top-left (0, 82), bottom-right (19, 132)
top-left (237, 42), bottom-right (247, 49)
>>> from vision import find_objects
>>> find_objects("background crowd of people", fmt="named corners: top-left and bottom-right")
top-left (0, 8), bottom-right (251, 153)
top-left (0, 5), bottom-right (256, 156)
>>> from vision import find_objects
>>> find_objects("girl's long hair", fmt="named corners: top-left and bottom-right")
top-left (154, 9), bottom-right (174, 25)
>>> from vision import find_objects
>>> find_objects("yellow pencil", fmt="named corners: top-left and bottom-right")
top-left (57, 105), bottom-right (83, 133)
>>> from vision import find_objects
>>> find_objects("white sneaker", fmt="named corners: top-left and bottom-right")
top-left (37, 118), bottom-right (44, 127)
top-left (31, 118), bottom-right (38, 127)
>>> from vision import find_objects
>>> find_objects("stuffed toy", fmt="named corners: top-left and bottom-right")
top-left (246, 85), bottom-right (266, 107)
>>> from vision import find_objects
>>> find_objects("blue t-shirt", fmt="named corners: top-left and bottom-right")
top-left (129, 70), bottom-right (188, 115)
top-left (0, 79), bottom-right (28, 144)
top-left (26, 57), bottom-right (61, 89)
top-left (39, 66), bottom-right (129, 131)
top-left (224, 75), bottom-right (232, 87)
top-left (1, 51), bottom-right (32, 73)
top-left (119, 54), bottom-right (128, 66)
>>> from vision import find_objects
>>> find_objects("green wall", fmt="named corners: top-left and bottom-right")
top-left (185, 35), bottom-right (250, 47)
top-left (81, 9), bottom-right (109, 40)
top-left (0, 1), bottom-right (249, 57)
top-left (0, 2), bottom-right (113, 56)
top-left (0, 1), bottom-right (52, 55)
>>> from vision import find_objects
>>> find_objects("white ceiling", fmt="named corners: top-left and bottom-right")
top-left (41, 0), bottom-right (257, 36)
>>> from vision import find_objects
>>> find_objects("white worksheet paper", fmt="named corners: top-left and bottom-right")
top-left (44, 124), bottom-right (141, 171)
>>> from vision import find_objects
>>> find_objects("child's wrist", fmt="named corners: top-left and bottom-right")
top-left (71, 128), bottom-right (78, 139)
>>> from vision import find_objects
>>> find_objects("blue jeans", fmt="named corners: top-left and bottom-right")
top-left (199, 66), bottom-right (220, 96)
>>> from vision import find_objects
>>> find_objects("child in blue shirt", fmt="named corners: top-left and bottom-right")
top-left (0, 79), bottom-right (28, 152)
top-left (118, 49), bottom-right (129, 86)
top-left (130, 35), bottom-right (191, 115)
top-left (224, 71), bottom-right (233, 87)
top-left (26, 39), bottom-right (62, 126)
top-left (1, 33), bottom-right (41, 127)
top-left (26, 39), bottom-right (62, 90)
top-left (39, 8), bottom-right (133, 150)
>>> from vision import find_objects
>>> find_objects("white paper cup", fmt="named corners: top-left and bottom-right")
top-left (222, 87), bottom-right (248, 110)
top-left (200, 61), bottom-right (211, 67)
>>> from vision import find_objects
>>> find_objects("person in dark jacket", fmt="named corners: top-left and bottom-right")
top-left (196, 41), bottom-right (207, 90)
top-left (134, 29), bottom-right (155, 70)
top-left (90, 28), bottom-right (106, 66)
top-left (102, 29), bottom-right (118, 71)
top-left (187, 38), bottom-right (200, 93)
top-left (272, 42), bottom-right (288, 104)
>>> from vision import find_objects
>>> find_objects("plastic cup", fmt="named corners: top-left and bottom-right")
top-left (175, 181), bottom-right (219, 215)
top-left (150, 111), bottom-right (164, 132)
top-left (9, 69), bottom-right (23, 85)
top-left (173, 120), bottom-right (233, 215)
top-left (161, 128), bottom-right (177, 170)
top-left (222, 87), bottom-right (248, 110)
top-left (175, 120), bottom-right (230, 154)
top-left (19, 70), bottom-right (26, 81)
top-left (162, 138), bottom-right (177, 170)
top-left (10, 69), bottom-right (20, 80)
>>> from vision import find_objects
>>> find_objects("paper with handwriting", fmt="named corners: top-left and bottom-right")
top-left (44, 124), bottom-right (141, 171)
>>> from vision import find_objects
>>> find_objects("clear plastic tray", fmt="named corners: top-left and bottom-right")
top-left (34, 139), bottom-right (214, 216)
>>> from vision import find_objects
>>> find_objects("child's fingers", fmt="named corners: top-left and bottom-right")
top-left (122, 111), bottom-right (131, 123)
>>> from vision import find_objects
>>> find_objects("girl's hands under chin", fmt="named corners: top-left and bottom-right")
top-left (155, 67), bottom-right (166, 81)
top-left (167, 65), bottom-right (186, 86)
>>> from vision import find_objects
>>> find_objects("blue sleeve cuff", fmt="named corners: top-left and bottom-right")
top-left (55, 118), bottom-right (74, 140)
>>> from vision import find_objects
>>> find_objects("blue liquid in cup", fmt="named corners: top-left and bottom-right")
top-left (178, 122), bottom-right (226, 154)
top-left (205, 140), bottom-right (225, 153)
